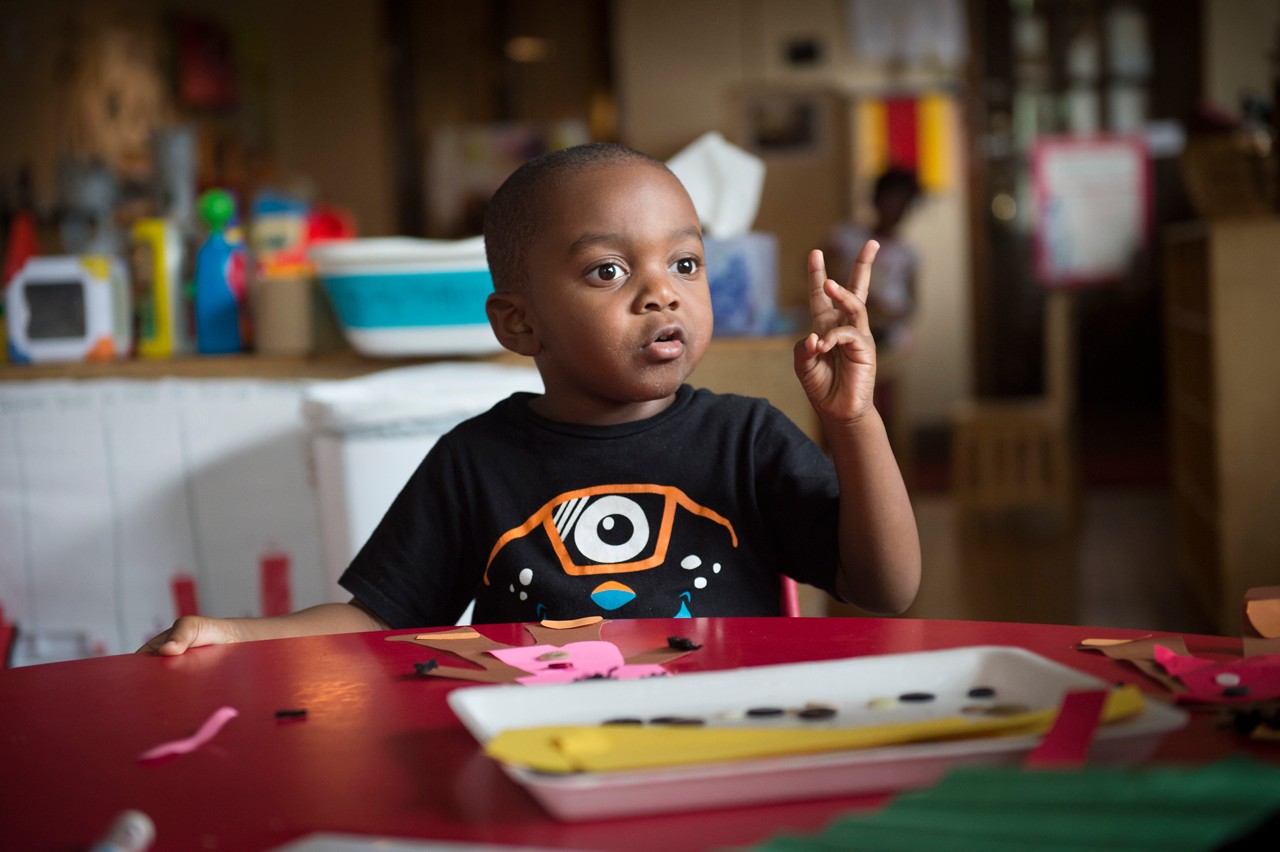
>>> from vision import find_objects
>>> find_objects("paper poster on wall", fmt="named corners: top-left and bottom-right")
top-left (1031, 135), bottom-right (1151, 287)
top-left (855, 91), bottom-right (956, 191)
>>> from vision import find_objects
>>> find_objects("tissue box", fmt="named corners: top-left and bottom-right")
top-left (309, 237), bottom-right (501, 357)
top-left (703, 232), bottom-right (778, 336)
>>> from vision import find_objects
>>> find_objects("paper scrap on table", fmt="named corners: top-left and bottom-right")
top-left (1077, 635), bottom-right (1187, 693)
top-left (748, 757), bottom-right (1280, 852)
top-left (1153, 645), bottom-right (1280, 704)
top-left (139, 706), bottom-right (238, 762)
top-left (488, 641), bottom-right (669, 685)
top-left (484, 686), bottom-right (1146, 774)
top-left (1244, 585), bottom-right (1280, 656)
top-left (1024, 689), bottom-right (1108, 768)
top-left (385, 618), bottom-right (692, 684)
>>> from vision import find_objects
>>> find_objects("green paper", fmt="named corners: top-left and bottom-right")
top-left (750, 759), bottom-right (1280, 852)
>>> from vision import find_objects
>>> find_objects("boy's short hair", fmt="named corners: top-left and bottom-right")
top-left (483, 142), bottom-right (670, 293)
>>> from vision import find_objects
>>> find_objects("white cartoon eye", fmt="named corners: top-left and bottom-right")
top-left (572, 495), bottom-right (650, 564)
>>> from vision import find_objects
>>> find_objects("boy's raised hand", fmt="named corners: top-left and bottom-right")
top-left (794, 241), bottom-right (879, 424)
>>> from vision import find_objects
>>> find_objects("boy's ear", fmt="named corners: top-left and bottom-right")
top-left (486, 291), bottom-right (541, 356)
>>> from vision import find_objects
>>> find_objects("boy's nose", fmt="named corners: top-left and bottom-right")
top-left (634, 269), bottom-right (679, 312)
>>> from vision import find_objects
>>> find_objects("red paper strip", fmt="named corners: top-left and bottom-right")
top-left (1024, 689), bottom-right (1108, 768)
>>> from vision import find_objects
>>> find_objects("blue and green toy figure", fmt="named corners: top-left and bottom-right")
top-left (194, 189), bottom-right (249, 353)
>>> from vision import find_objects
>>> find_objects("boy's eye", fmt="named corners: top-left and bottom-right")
top-left (592, 262), bottom-right (624, 282)
top-left (672, 257), bottom-right (699, 276)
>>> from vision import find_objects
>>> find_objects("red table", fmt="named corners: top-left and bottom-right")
top-left (1, 617), bottom-right (1271, 851)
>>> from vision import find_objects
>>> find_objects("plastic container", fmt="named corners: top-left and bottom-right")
top-left (302, 362), bottom-right (542, 597)
top-left (449, 645), bottom-right (1188, 821)
top-left (309, 236), bottom-right (500, 356)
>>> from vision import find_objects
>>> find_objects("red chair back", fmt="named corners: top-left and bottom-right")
top-left (0, 602), bottom-right (16, 667)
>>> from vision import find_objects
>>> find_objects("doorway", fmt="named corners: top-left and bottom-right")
top-left (966, 0), bottom-right (1200, 484)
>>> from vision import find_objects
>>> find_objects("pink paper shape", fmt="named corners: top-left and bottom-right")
top-left (488, 641), bottom-right (670, 685)
top-left (139, 706), bottom-right (239, 761)
top-left (1024, 689), bottom-right (1107, 768)
top-left (1154, 645), bottom-right (1280, 703)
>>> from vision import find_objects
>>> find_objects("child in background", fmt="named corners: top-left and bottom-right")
top-left (827, 167), bottom-right (921, 352)
top-left (140, 143), bottom-right (920, 655)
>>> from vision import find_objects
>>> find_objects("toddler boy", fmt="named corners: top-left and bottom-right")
top-left (140, 143), bottom-right (919, 654)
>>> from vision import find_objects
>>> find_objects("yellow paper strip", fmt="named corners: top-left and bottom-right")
top-left (485, 686), bottom-right (1146, 774)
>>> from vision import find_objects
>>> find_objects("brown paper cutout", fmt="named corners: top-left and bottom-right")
top-left (387, 628), bottom-right (527, 683)
top-left (539, 616), bottom-right (605, 630)
top-left (1244, 586), bottom-right (1280, 657)
top-left (387, 619), bottom-right (694, 683)
top-left (1078, 636), bottom-right (1188, 693)
top-left (622, 646), bottom-right (694, 667)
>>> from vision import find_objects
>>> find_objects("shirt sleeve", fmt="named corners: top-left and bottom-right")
top-left (338, 437), bottom-right (478, 629)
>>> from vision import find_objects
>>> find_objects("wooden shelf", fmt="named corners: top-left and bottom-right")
top-left (0, 335), bottom-right (819, 439)
top-left (0, 348), bottom-right (529, 383)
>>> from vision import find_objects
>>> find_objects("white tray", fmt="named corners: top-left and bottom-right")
top-left (447, 645), bottom-right (1187, 821)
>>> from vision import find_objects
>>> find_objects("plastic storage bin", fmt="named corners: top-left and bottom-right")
top-left (309, 236), bottom-right (500, 356)
top-left (303, 363), bottom-right (543, 600)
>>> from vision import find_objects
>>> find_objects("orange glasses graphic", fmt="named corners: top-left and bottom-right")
top-left (484, 484), bottom-right (738, 584)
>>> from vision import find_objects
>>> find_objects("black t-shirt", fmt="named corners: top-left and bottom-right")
top-left (340, 384), bottom-right (842, 628)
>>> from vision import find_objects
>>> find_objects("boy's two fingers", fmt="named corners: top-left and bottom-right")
top-left (846, 239), bottom-right (880, 304)
top-left (807, 249), bottom-right (838, 331)
top-left (809, 241), bottom-right (879, 333)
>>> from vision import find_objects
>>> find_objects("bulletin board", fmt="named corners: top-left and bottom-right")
top-left (1031, 135), bottom-right (1151, 287)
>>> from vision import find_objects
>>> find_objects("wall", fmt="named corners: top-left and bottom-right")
top-left (613, 0), bottom-right (973, 426)
top-left (1204, 0), bottom-right (1280, 118)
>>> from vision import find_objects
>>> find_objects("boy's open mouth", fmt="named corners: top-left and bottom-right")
top-left (645, 326), bottom-right (686, 358)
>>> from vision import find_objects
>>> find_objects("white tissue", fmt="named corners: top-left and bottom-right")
top-left (666, 132), bottom-right (766, 238)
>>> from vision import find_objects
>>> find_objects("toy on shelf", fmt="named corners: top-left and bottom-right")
top-left (193, 188), bottom-right (248, 354)
top-left (5, 255), bottom-right (129, 364)
top-left (130, 218), bottom-right (196, 358)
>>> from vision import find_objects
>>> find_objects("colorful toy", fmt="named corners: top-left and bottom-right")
top-left (193, 189), bottom-right (248, 354)
top-left (5, 255), bottom-right (128, 363)
top-left (130, 218), bottom-right (195, 358)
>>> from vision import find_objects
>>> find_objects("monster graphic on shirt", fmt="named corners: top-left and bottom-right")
top-left (483, 484), bottom-right (739, 620)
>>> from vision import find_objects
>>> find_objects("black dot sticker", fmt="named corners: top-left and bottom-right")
top-left (796, 706), bottom-right (838, 720)
top-left (649, 716), bottom-right (704, 726)
top-left (602, 717), bottom-right (643, 726)
top-left (899, 692), bottom-right (936, 703)
top-left (746, 707), bottom-right (786, 717)
top-left (667, 636), bottom-right (702, 651)
top-left (967, 687), bottom-right (996, 699)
